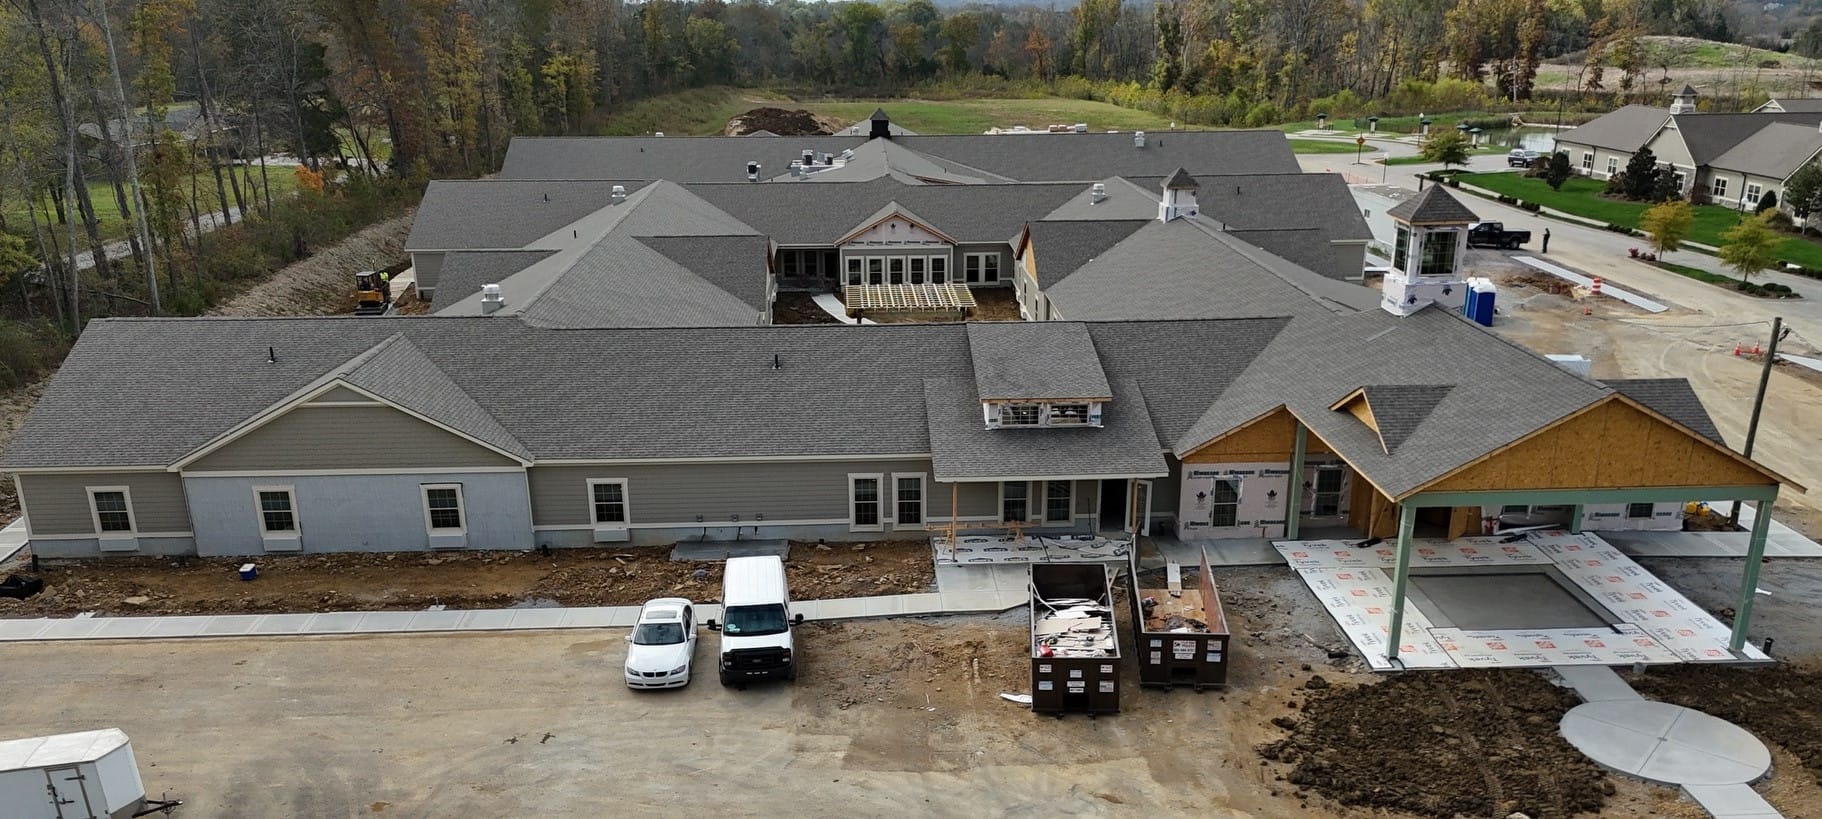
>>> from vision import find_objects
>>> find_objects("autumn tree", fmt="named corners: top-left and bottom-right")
top-left (938, 13), bottom-right (979, 75)
top-left (1719, 212), bottom-right (1780, 285)
top-left (1640, 199), bottom-right (1693, 259)
top-left (1421, 130), bottom-right (1471, 169)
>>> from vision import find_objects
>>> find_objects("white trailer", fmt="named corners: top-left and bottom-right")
top-left (0, 729), bottom-right (176, 818)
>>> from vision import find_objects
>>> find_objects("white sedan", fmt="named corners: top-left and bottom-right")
top-left (625, 598), bottom-right (697, 689)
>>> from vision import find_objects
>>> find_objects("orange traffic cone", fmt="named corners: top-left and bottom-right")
top-left (1733, 343), bottom-right (1742, 356)
top-left (1753, 343), bottom-right (1763, 355)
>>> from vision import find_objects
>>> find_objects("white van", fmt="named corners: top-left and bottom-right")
top-left (705, 555), bottom-right (804, 686)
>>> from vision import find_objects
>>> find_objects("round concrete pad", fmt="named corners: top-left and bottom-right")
top-left (1560, 701), bottom-right (1771, 787)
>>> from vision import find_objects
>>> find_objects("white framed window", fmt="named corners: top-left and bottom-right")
top-left (866, 257), bottom-right (884, 285)
top-left (1626, 502), bottom-right (1655, 519)
top-left (1208, 478), bottom-right (1240, 527)
top-left (1581, 152), bottom-right (1593, 172)
top-left (87, 486), bottom-right (136, 534)
top-left (1606, 157), bottom-right (1618, 176)
top-left (253, 486), bottom-right (298, 534)
top-left (849, 474), bottom-right (883, 531)
top-left (1712, 178), bottom-right (1728, 199)
top-left (908, 257), bottom-right (926, 284)
top-left (931, 256), bottom-right (948, 283)
top-left (1001, 481), bottom-right (1030, 523)
top-left (1747, 183), bottom-right (1762, 203)
top-left (846, 257), bottom-right (863, 286)
top-left (1000, 403), bottom-right (1041, 426)
top-left (887, 256), bottom-right (906, 284)
top-left (421, 484), bottom-right (467, 533)
top-left (1044, 481), bottom-right (1073, 523)
top-left (588, 478), bottom-right (629, 525)
top-left (892, 473), bottom-right (925, 528)
top-left (964, 253), bottom-right (1000, 283)
top-left (1047, 403), bottom-right (1090, 425)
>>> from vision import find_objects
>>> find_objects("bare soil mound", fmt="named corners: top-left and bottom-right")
top-left (0, 540), bottom-right (935, 617)
top-left (724, 107), bottom-right (847, 136)
top-left (1259, 669), bottom-right (1608, 818)
top-left (1630, 664), bottom-right (1822, 785)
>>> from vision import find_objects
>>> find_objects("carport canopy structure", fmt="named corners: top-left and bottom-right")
top-left (1383, 484), bottom-right (1780, 661)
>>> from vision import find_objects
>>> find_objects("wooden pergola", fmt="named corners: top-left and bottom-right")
top-left (842, 283), bottom-right (977, 317)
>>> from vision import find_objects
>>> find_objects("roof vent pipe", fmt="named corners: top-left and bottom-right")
top-left (610, 185), bottom-right (626, 204)
top-left (1134, 131), bottom-right (1146, 148)
top-left (803, 149), bottom-right (815, 166)
top-left (772, 353), bottom-right (782, 370)
top-left (822, 152), bottom-right (834, 165)
top-left (746, 161), bottom-right (761, 182)
top-left (481, 283), bottom-right (505, 315)
top-left (1090, 183), bottom-right (1107, 204)
top-left (267, 346), bottom-right (277, 364)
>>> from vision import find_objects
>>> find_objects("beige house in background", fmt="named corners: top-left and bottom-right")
top-left (1554, 87), bottom-right (1822, 211)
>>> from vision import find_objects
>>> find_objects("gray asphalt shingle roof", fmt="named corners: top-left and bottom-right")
top-left (339, 335), bottom-right (531, 459)
top-left (966, 323), bottom-right (1112, 400)
top-left (689, 178), bottom-right (1085, 245)
top-left (432, 250), bottom-right (559, 303)
top-left (1707, 122), bottom-right (1822, 180)
top-left (1556, 105), bottom-right (1670, 153)
top-left (1046, 219), bottom-right (1378, 321)
top-left (1121, 172), bottom-right (1373, 278)
top-left (1023, 220), bottom-right (1150, 286)
top-left (1357, 384), bottom-right (1453, 453)
top-left (406, 180), bottom-right (647, 250)
top-left (924, 377), bottom-right (1166, 481)
top-left (1386, 186), bottom-right (1478, 225)
top-left (1672, 112), bottom-right (1822, 166)
top-left (497, 129), bottom-right (1300, 182)
top-left (1601, 378), bottom-right (1725, 445)
top-left (638, 236), bottom-right (774, 310)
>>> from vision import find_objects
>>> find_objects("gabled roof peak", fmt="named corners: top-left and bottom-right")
top-left (869, 108), bottom-right (890, 121)
top-left (1163, 167), bottom-right (1199, 191)
top-left (1386, 185), bottom-right (1477, 225)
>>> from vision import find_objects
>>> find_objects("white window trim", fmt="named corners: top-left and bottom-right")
top-left (86, 485), bottom-right (137, 536)
top-left (1000, 480), bottom-right (1036, 523)
top-left (252, 485), bottom-right (300, 536)
top-left (1208, 477), bottom-right (1241, 527)
top-left (1043, 480), bottom-right (1074, 523)
top-left (587, 478), bottom-right (630, 527)
top-left (1581, 152), bottom-right (1593, 171)
top-left (421, 483), bottom-right (468, 534)
top-left (848, 473), bottom-right (884, 532)
top-left (964, 252), bottom-right (1001, 283)
top-left (890, 472), bottom-right (926, 531)
top-left (1712, 178), bottom-right (1728, 197)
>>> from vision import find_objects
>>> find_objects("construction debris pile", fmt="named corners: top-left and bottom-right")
top-left (723, 107), bottom-right (846, 136)
top-left (1141, 592), bottom-right (1212, 633)
top-left (1033, 596), bottom-right (1116, 658)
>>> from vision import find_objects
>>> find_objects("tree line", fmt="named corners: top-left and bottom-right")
top-left (0, 0), bottom-right (1764, 333)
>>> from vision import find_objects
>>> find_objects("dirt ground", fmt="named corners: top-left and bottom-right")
top-left (1629, 663), bottom-right (1822, 786)
top-left (0, 540), bottom-right (934, 617)
top-left (202, 209), bottom-right (415, 317)
top-left (773, 286), bottom-right (1023, 325)
top-left (772, 291), bottom-right (843, 324)
top-left (1469, 250), bottom-right (1822, 537)
top-left (723, 106), bottom-right (848, 136)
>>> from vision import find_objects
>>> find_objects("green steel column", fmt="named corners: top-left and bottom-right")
top-left (1569, 505), bottom-right (1584, 533)
top-left (1730, 498), bottom-right (1775, 651)
top-left (1287, 422), bottom-right (1308, 540)
top-left (1384, 503), bottom-right (1418, 664)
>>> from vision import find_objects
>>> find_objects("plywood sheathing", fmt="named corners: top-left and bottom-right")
top-left (1183, 407), bottom-right (1335, 464)
top-left (1423, 395), bottom-right (1783, 493)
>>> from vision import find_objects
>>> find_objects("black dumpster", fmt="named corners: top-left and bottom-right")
top-left (1129, 545), bottom-right (1229, 689)
top-left (1030, 563), bottom-right (1121, 716)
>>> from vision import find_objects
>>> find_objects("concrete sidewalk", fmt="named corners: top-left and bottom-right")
top-left (0, 560), bottom-right (1031, 643)
top-left (0, 519), bottom-right (27, 565)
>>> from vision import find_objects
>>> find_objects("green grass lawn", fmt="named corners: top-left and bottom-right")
top-left (1288, 138), bottom-right (1365, 154)
top-left (1654, 259), bottom-right (1737, 285)
top-left (3, 167), bottom-right (301, 244)
top-left (596, 88), bottom-right (1187, 136)
top-left (1454, 171), bottom-right (1822, 269)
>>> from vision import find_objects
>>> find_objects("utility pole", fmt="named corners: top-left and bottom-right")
top-left (1731, 316), bottom-right (1787, 528)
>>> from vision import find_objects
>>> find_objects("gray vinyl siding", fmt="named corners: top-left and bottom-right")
top-left (957, 242), bottom-right (1013, 286)
top-left (1074, 480), bottom-right (1096, 515)
top-left (17, 472), bottom-right (191, 534)
top-left (188, 406), bottom-right (517, 472)
top-left (953, 481), bottom-right (997, 518)
top-left (306, 386), bottom-right (372, 404)
top-left (185, 471), bottom-right (533, 555)
top-left (413, 252), bottom-right (445, 300)
top-left (529, 460), bottom-right (943, 526)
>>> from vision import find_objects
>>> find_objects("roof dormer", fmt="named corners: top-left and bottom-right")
top-left (967, 323), bottom-right (1112, 429)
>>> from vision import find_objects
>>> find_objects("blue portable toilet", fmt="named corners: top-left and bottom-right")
top-left (1462, 278), bottom-right (1496, 327)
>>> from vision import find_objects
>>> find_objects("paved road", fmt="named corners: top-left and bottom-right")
top-left (1297, 138), bottom-right (1822, 355)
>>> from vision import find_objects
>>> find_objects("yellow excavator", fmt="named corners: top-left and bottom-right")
top-left (354, 270), bottom-right (393, 316)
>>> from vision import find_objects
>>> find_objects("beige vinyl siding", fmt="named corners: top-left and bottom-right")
top-left (188, 406), bottom-right (518, 472)
top-left (306, 386), bottom-right (374, 404)
top-left (1644, 128), bottom-right (1695, 170)
top-left (18, 472), bottom-right (191, 534)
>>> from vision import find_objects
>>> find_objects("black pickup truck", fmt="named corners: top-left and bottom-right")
top-left (1467, 221), bottom-right (1532, 249)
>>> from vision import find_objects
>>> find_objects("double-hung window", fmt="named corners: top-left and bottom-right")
top-left (422, 484), bottom-right (466, 532)
top-left (1208, 479), bottom-right (1240, 527)
top-left (894, 473), bottom-right (924, 527)
top-left (256, 487), bottom-right (298, 533)
top-left (930, 256), bottom-right (948, 283)
top-left (590, 479), bottom-right (629, 525)
top-left (1581, 152), bottom-right (1593, 172)
top-left (1712, 178), bottom-right (1728, 199)
top-left (850, 474), bottom-right (883, 531)
top-left (1605, 156), bottom-right (1618, 176)
top-left (1311, 469), bottom-right (1343, 516)
top-left (1045, 481), bottom-right (1073, 523)
top-left (1001, 481), bottom-right (1029, 523)
top-left (88, 488), bottom-right (134, 533)
top-left (845, 257), bottom-right (863, 286)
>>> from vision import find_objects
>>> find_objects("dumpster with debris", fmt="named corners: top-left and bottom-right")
top-left (1128, 545), bottom-right (1229, 689)
top-left (0, 728), bottom-right (180, 817)
top-left (1029, 563), bottom-right (1121, 716)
